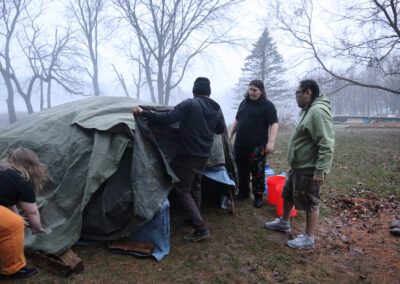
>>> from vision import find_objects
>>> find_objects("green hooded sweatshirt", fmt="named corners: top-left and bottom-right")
top-left (287, 95), bottom-right (335, 177)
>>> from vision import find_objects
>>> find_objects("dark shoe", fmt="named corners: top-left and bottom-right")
top-left (183, 228), bottom-right (210, 242)
top-left (0, 267), bottom-right (38, 280)
top-left (390, 228), bottom-right (400, 236)
top-left (253, 198), bottom-right (263, 208)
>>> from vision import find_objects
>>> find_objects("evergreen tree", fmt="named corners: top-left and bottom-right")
top-left (233, 28), bottom-right (287, 107)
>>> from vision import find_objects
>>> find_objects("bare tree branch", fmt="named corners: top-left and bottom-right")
top-left (69, 0), bottom-right (106, 96)
top-left (114, 0), bottom-right (243, 105)
top-left (272, 0), bottom-right (400, 95)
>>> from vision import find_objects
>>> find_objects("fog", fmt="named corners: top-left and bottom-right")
top-left (2, 0), bottom-right (398, 126)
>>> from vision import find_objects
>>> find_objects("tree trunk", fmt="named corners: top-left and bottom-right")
top-left (157, 61), bottom-right (164, 104)
top-left (165, 87), bottom-right (171, 106)
top-left (23, 96), bottom-right (34, 114)
top-left (40, 79), bottom-right (44, 111)
top-left (92, 63), bottom-right (100, 96)
top-left (4, 77), bottom-right (17, 123)
top-left (47, 80), bottom-right (52, 108)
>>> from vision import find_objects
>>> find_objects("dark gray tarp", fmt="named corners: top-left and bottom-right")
top-left (0, 96), bottom-right (235, 255)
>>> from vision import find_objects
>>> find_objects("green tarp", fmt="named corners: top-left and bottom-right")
top-left (0, 96), bottom-right (234, 255)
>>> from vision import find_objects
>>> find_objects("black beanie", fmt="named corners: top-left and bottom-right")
top-left (192, 77), bottom-right (211, 96)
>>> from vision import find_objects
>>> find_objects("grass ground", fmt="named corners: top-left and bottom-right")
top-left (19, 128), bottom-right (400, 283)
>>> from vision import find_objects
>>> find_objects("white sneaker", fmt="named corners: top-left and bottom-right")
top-left (287, 234), bottom-right (315, 249)
top-left (264, 218), bottom-right (291, 232)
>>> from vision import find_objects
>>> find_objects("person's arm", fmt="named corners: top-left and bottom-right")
top-left (266, 123), bottom-right (279, 153)
top-left (18, 201), bottom-right (45, 234)
top-left (215, 110), bottom-right (226, 135)
top-left (132, 99), bottom-right (192, 125)
top-left (228, 119), bottom-right (238, 140)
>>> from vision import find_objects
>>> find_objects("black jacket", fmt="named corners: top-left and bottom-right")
top-left (142, 96), bottom-right (225, 158)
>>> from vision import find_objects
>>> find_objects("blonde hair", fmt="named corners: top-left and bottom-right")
top-left (1, 147), bottom-right (48, 193)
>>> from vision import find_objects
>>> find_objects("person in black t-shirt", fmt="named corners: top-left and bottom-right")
top-left (132, 77), bottom-right (226, 242)
top-left (229, 79), bottom-right (279, 208)
top-left (0, 148), bottom-right (48, 280)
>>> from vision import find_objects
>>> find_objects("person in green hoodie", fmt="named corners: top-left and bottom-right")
top-left (264, 79), bottom-right (334, 249)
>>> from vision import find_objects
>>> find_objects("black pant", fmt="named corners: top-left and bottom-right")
top-left (172, 155), bottom-right (208, 230)
top-left (234, 145), bottom-right (267, 199)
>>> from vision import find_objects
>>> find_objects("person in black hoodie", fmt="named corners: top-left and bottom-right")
top-left (132, 77), bottom-right (225, 242)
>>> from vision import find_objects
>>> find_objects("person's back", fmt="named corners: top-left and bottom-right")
top-left (178, 95), bottom-right (224, 158)
top-left (136, 77), bottom-right (225, 158)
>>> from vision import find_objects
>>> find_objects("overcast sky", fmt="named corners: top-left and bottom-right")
top-left (1, 0), bottom-right (337, 123)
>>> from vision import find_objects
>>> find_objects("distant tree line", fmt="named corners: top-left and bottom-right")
top-left (0, 0), bottom-right (242, 123)
top-left (2, 0), bottom-right (399, 125)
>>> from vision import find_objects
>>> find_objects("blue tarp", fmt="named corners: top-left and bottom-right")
top-left (203, 166), bottom-right (235, 186)
top-left (129, 199), bottom-right (170, 261)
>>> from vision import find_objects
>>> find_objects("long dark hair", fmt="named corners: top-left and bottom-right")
top-left (244, 79), bottom-right (267, 100)
top-left (0, 147), bottom-right (48, 193)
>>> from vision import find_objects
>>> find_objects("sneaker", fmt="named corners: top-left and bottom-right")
top-left (287, 234), bottom-right (315, 249)
top-left (183, 228), bottom-right (210, 242)
top-left (264, 218), bottom-right (291, 232)
top-left (253, 198), bottom-right (263, 208)
top-left (0, 267), bottom-right (38, 280)
top-left (390, 220), bottom-right (400, 229)
top-left (390, 228), bottom-right (400, 236)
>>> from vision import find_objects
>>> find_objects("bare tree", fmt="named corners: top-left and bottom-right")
top-left (114, 0), bottom-right (242, 105)
top-left (69, 0), bottom-right (105, 96)
top-left (10, 5), bottom-right (85, 114)
top-left (271, 0), bottom-right (400, 95)
top-left (0, 0), bottom-right (31, 123)
top-left (112, 64), bottom-right (130, 97)
top-left (29, 27), bottom-right (85, 109)
top-left (111, 40), bottom-right (146, 100)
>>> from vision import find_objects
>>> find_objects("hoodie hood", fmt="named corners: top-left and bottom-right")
top-left (310, 95), bottom-right (332, 113)
top-left (193, 96), bottom-right (221, 119)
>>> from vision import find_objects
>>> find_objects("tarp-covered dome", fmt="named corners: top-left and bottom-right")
top-left (0, 96), bottom-right (235, 255)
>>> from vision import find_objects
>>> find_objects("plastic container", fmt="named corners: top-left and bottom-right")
top-left (263, 165), bottom-right (275, 200)
top-left (275, 184), bottom-right (297, 217)
top-left (267, 175), bottom-right (285, 205)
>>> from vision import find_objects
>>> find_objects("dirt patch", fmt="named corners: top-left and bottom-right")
top-left (314, 193), bottom-right (400, 282)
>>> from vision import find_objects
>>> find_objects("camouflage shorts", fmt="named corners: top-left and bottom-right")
top-left (282, 169), bottom-right (321, 211)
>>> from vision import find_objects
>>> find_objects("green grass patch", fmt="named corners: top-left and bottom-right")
top-left (28, 128), bottom-right (400, 283)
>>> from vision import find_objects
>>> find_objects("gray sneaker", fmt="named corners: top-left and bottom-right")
top-left (264, 218), bottom-right (291, 232)
top-left (287, 234), bottom-right (315, 249)
top-left (390, 220), bottom-right (400, 229)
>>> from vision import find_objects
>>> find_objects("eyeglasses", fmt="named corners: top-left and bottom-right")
top-left (295, 90), bottom-right (306, 96)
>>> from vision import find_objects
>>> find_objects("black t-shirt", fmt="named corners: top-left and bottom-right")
top-left (0, 168), bottom-right (36, 206)
top-left (234, 97), bottom-right (278, 148)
